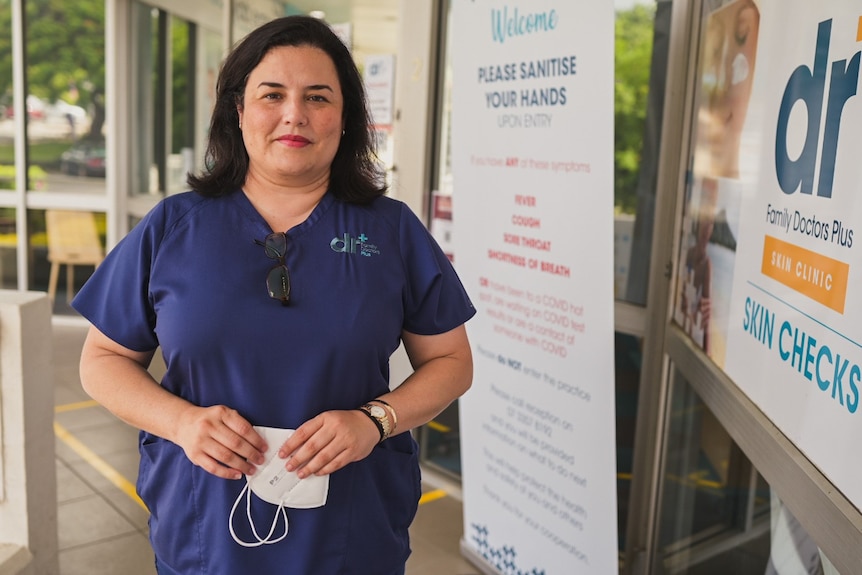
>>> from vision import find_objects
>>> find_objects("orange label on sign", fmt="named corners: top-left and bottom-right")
top-left (761, 235), bottom-right (849, 313)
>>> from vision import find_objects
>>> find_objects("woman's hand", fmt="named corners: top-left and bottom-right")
top-left (174, 404), bottom-right (268, 480)
top-left (80, 325), bottom-right (271, 481)
top-left (274, 324), bottom-right (473, 480)
top-left (277, 409), bottom-right (380, 478)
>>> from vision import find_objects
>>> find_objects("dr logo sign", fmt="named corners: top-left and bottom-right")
top-left (775, 19), bottom-right (860, 199)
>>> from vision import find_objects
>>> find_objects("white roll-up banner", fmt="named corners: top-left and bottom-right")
top-left (451, 2), bottom-right (618, 573)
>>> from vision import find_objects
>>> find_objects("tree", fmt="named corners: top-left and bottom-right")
top-left (614, 4), bottom-right (656, 214)
top-left (171, 17), bottom-right (191, 153)
top-left (0, 0), bottom-right (105, 140)
top-left (0, 0), bottom-right (12, 109)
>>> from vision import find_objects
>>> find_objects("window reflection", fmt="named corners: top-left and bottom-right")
top-left (657, 370), bottom-right (834, 574)
top-left (0, 0), bottom-right (13, 193)
top-left (25, 0), bottom-right (106, 194)
top-left (131, 4), bottom-right (164, 196)
top-left (0, 0), bottom-right (18, 289)
top-left (168, 16), bottom-right (195, 195)
top-left (659, 370), bottom-right (770, 572)
top-left (131, 2), bottom-right (216, 200)
top-left (420, 401), bottom-right (463, 479)
top-left (614, 3), bottom-right (655, 211)
top-left (615, 332), bottom-right (642, 552)
top-left (0, 207), bottom-right (15, 288)
top-left (615, 1), bottom-right (665, 305)
top-left (28, 208), bottom-right (106, 314)
top-left (195, 28), bottom-right (223, 174)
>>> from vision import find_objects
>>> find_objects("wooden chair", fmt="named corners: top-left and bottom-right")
top-left (45, 209), bottom-right (104, 303)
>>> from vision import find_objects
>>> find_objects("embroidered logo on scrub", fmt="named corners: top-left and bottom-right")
top-left (330, 232), bottom-right (380, 257)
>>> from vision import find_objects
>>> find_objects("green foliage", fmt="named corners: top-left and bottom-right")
top-left (0, 140), bottom-right (70, 164)
top-left (0, 1), bottom-right (11, 99)
top-left (615, 4), bottom-right (656, 214)
top-left (0, 0), bottom-right (104, 119)
top-left (172, 18), bottom-right (191, 153)
top-left (0, 163), bottom-right (48, 190)
top-left (25, 0), bottom-right (105, 107)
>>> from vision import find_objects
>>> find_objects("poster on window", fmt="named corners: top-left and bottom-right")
top-left (451, 2), bottom-right (617, 573)
top-left (675, 0), bottom-right (862, 510)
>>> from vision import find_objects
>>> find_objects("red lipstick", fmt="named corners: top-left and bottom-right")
top-left (278, 134), bottom-right (311, 147)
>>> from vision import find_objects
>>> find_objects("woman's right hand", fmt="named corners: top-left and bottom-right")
top-left (174, 405), bottom-right (268, 480)
top-left (80, 326), bottom-right (268, 481)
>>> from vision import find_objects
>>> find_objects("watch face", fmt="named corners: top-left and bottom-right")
top-left (369, 405), bottom-right (386, 418)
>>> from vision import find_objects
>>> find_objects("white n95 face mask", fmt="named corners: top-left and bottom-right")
top-left (228, 426), bottom-right (330, 547)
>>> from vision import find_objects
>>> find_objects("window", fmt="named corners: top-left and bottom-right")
top-left (0, 0), bottom-right (15, 287)
top-left (25, 0), bottom-right (106, 195)
top-left (130, 3), bottom-right (208, 200)
top-left (656, 370), bottom-right (836, 574)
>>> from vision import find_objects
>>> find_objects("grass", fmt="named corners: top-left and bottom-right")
top-left (0, 140), bottom-right (73, 165)
top-left (0, 140), bottom-right (71, 189)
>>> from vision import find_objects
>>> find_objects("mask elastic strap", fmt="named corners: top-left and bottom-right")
top-left (229, 482), bottom-right (289, 547)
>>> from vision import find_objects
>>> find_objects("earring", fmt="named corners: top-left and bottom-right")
top-left (341, 129), bottom-right (346, 136)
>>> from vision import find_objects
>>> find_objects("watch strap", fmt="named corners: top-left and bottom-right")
top-left (356, 404), bottom-right (386, 442)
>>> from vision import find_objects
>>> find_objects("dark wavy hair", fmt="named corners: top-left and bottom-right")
top-left (188, 15), bottom-right (386, 203)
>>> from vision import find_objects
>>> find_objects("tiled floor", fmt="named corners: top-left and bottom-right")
top-left (51, 322), bottom-right (480, 575)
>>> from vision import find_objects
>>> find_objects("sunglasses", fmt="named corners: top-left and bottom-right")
top-left (255, 232), bottom-right (290, 305)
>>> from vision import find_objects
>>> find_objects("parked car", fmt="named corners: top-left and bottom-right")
top-left (59, 139), bottom-right (106, 177)
top-left (3, 94), bottom-right (47, 120)
top-left (47, 99), bottom-right (87, 122)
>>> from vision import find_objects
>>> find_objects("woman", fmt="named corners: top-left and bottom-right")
top-left (73, 16), bottom-right (474, 575)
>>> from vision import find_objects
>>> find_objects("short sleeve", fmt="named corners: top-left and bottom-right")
top-left (398, 203), bottom-right (475, 335)
top-left (71, 203), bottom-right (167, 352)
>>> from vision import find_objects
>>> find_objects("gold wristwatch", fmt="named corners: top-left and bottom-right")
top-left (358, 403), bottom-right (392, 442)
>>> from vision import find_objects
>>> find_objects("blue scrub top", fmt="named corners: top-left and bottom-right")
top-left (72, 190), bottom-right (475, 574)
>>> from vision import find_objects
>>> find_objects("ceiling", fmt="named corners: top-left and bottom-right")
top-left (285, 0), bottom-right (400, 62)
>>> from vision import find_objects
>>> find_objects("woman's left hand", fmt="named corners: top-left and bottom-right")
top-left (277, 409), bottom-right (380, 478)
top-left (276, 325), bottom-right (473, 478)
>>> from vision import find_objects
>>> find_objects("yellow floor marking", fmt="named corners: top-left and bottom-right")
top-left (55, 400), bottom-right (450, 511)
top-left (426, 420), bottom-right (451, 433)
top-left (53, 421), bottom-right (148, 512)
top-left (419, 488), bottom-right (447, 505)
top-left (54, 399), bottom-right (100, 413)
